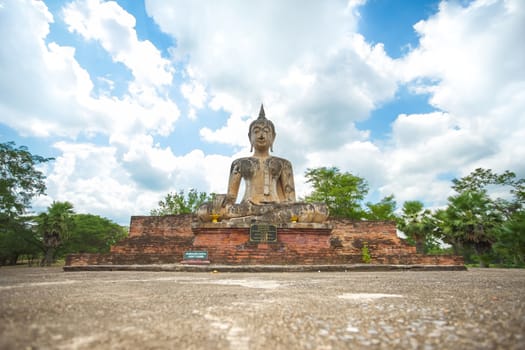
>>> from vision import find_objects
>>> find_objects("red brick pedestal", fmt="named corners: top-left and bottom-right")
top-left (65, 215), bottom-right (464, 268)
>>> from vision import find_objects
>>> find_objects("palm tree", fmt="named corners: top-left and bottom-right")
top-left (437, 191), bottom-right (503, 267)
top-left (397, 201), bottom-right (434, 253)
top-left (38, 201), bottom-right (75, 266)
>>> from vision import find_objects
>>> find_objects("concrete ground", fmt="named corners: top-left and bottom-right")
top-left (0, 267), bottom-right (524, 350)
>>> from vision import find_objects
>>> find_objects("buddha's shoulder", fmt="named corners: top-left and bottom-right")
top-left (269, 156), bottom-right (293, 166)
top-left (231, 157), bottom-right (256, 164)
top-left (231, 156), bottom-right (292, 166)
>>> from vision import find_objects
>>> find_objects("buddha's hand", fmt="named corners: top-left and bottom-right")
top-left (210, 194), bottom-right (227, 212)
top-left (222, 194), bottom-right (236, 207)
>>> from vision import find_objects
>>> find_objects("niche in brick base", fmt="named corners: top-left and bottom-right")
top-left (65, 214), bottom-right (464, 268)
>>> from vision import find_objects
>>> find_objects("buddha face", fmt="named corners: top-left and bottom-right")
top-left (249, 122), bottom-right (275, 151)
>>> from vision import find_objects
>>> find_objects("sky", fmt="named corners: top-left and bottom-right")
top-left (1, 0), bottom-right (524, 225)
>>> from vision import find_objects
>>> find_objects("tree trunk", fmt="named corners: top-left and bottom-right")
top-left (41, 247), bottom-right (55, 266)
top-left (475, 242), bottom-right (492, 268)
top-left (414, 235), bottom-right (425, 254)
top-left (2, 253), bottom-right (20, 266)
top-left (41, 231), bottom-right (60, 266)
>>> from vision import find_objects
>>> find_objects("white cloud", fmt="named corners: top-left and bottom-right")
top-left (391, 0), bottom-right (525, 197)
top-left (0, 0), bottom-right (183, 222)
top-left (146, 0), bottom-right (398, 171)
top-left (145, 0), bottom-right (525, 211)
top-left (34, 142), bottom-right (139, 223)
top-left (180, 71), bottom-right (207, 120)
top-left (384, 0), bottom-right (525, 204)
top-left (199, 110), bottom-right (251, 148)
top-left (401, 0), bottom-right (525, 117)
top-left (34, 140), bottom-right (235, 224)
top-left (63, 0), bottom-right (174, 87)
top-left (0, 0), bottom-right (91, 137)
top-left (0, 0), bottom-right (180, 139)
top-left (3, 0), bottom-right (525, 224)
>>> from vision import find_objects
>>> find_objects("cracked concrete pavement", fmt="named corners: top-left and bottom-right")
top-left (0, 267), bottom-right (524, 349)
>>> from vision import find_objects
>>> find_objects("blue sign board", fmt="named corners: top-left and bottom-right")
top-left (183, 251), bottom-right (208, 260)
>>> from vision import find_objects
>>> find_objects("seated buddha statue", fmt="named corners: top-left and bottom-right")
top-left (197, 105), bottom-right (328, 224)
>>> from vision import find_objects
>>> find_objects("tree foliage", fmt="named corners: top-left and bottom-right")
top-left (365, 195), bottom-right (397, 221)
top-left (394, 168), bottom-right (524, 266)
top-left (62, 214), bottom-right (127, 254)
top-left (397, 200), bottom-right (436, 253)
top-left (4, 203), bottom-right (128, 266)
top-left (0, 142), bottom-right (52, 265)
top-left (0, 141), bottom-right (52, 216)
top-left (451, 168), bottom-right (520, 194)
top-left (0, 142), bottom-right (127, 266)
top-left (150, 189), bottom-right (212, 215)
top-left (437, 169), bottom-right (524, 266)
top-left (0, 217), bottom-right (40, 265)
top-left (36, 201), bottom-right (75, 266)
top-left (493, 211), bottom-right (525, 266)
top-left (2, 143), bottom-right (522, 270)
top-left (304, 167), bottom-right (369, 219)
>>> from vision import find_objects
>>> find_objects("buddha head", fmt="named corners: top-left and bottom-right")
top-left (248, 104), bottom-right (276, 152)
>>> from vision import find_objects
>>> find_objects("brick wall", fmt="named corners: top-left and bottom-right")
top-left (328, 218), bottom-right (417, 255)
top-left (110, 236), bottom-right (193, 254)
top-left (128, 214), bottom-right (194, 238)
top-left (191, 226), bottom-right (343, 265)
top-left (65, 215), bottom-right (464, 266)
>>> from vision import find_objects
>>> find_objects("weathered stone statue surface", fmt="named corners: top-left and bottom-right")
top-left (197, 105), bottom-right (328, 224)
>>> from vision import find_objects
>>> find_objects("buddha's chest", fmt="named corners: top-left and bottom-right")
top-left (237, 157), bottom-right (283, 180)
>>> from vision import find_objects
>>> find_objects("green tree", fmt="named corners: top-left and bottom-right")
top-left (365, 195), bottom-right (397, 220)
top-left (62, 214), bottom-right (127, 254)
top-left (493, 211), bottom-right (525, 266)
top-left (452, 168), bottom-right (518, 193)
top-left (437, 168), bottom-right (525, 266)
top-left (397, 201), bottom-right (436, 253)
top-left (0, 142), bottom-right (52, 265)
top-left (0, 141), bottom-right (52, 216)
top-left (304, 167), bottom-right (369, 219)
top-left (435, 190), bottom-right (504, 267)
top-left (36, 201), bottom-right (75, 266)
top-left (151, 189), bottom-right (212, 215)
top-left (0, 217), bottom-right (40, 265)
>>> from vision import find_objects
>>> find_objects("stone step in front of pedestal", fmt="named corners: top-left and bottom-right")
top-left (66, 253), bottom-right (185, 266)
top-left (64, 263), bottom-right (467, 272)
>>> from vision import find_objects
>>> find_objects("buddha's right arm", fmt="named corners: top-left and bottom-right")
top-left (225, 167), bottom-right (242, 205)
